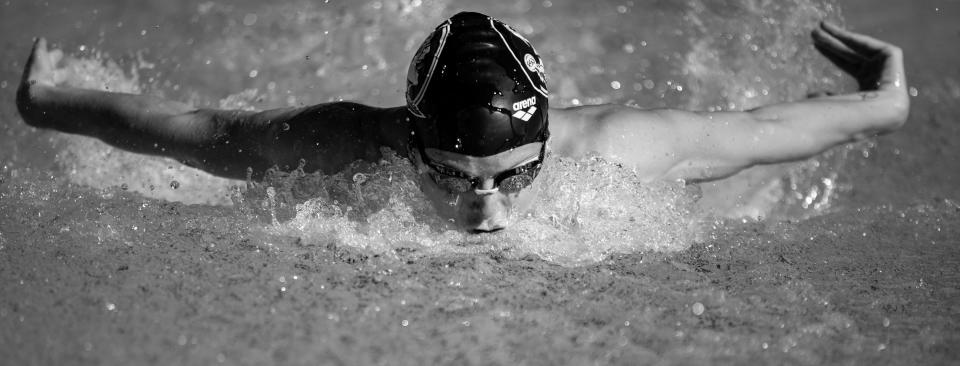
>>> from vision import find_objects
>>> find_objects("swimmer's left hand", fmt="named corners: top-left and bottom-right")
top-left (811, 22), bottom-right (906, 94)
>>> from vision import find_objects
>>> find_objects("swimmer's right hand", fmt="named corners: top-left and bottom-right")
top-left (17, 38), bottom-right (65, 127)
top-left (19, 38), bottom-right (63, 89)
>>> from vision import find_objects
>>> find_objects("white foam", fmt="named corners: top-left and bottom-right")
top-left (245, 149), bottom-right (702, 266)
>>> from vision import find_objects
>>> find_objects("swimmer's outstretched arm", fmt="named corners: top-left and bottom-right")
top-left (550, 22), bottom-right (909, 183)
top-left (16, 38), bottom-right (406, 179)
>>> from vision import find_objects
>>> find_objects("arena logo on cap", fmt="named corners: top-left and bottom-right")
top-left (512, 96), bottom-right (538, 121)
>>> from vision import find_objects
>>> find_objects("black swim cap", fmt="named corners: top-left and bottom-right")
top-left (406, 12), bottom-right (549, 157)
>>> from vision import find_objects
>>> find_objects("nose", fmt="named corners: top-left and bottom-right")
top-left (464, 190), bottom-right (509, 232)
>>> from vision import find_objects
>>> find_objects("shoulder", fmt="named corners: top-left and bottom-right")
top-left (548, 105), bottom-right (732, 182)
top-left (548, 105), bottom-right (677, 157)
top-left (256, 102), bottom-right (412, 172)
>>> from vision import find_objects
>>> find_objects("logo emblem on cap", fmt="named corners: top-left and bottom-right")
top-left (512, 96), bottom-right (538, 122)
top-left (523, 53), bottom-right (543, 73)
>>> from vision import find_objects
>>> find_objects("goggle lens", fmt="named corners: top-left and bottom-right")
top-left (431, 174), bottom-right (474, 194)
top-left (498, 172), bottom-right (535, 193)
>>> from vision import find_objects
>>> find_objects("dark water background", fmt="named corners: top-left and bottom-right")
top-left (1, 0), bottom-right (959, 364)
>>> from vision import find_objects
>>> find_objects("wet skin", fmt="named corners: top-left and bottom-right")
top-left (411, 142), bottom-right (543, 232)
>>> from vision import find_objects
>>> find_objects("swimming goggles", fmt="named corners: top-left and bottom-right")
top-left (415, 140), bottom-right (546, 194)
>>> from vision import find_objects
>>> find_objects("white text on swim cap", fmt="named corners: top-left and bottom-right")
top-left (512, 96), bottom-right (538, 121)
top-left (512, 96), bottom-right (537, 111)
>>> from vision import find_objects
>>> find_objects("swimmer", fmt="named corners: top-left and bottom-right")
top-left (16, 12), bottom-right (908, 233)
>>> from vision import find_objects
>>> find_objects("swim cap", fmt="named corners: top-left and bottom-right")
top-left (406, 12), bottom-right (549, 157)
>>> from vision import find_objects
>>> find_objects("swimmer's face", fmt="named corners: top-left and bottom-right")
top-left (411, 142), bottom-right (544, 233)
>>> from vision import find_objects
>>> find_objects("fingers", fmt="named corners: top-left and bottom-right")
top-left (813, 41), bottom-right (858, 74)
top-left (20, 38), bottom-right (42, 86)
top-left (20, 37), bottom-right (56, 88)
top-left (819, 21), bottom-right (895, 55)
top-left (812, 27), bottom-right (860, 63)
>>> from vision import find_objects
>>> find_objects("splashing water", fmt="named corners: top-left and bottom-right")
top-left (236, 148), bottom-right (700, 266)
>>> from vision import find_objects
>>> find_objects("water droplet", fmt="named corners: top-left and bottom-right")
top-left (692, 302), bottom-right (704, 315)
top-left (623, 43), bottom-right (635, 53)
top-left (401, 319), bottom-right (409, 326)
top-left (242, 13), bottom-right (258, 26)
top-left (105, 302), bottom-right (116, 311)
top-left (353, 173), bottom-right (368, 184)
top-left (169, 180), bottom-right (180, 189)
top-left (610, 81), bottom-right (621, 90)
top-left (908, 87), bottom-right (918, 97)
top-left (249, 69), bottom-right (258, 78)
